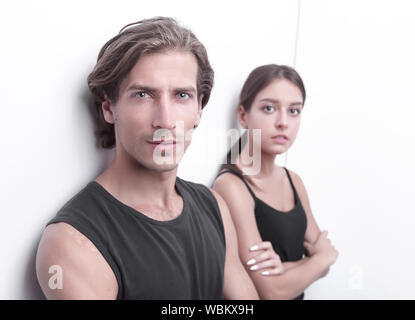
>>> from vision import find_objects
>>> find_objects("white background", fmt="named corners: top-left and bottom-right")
top-left (0, 0), bottom-right (414, 299)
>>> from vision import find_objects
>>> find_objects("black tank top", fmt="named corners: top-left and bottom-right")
top-left (216, 167), bottom-right (307, 300)
top-left (46, 176), bottom-right (226, 300)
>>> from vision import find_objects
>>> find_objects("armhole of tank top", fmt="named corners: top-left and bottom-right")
top-left (46, 216), bottom-right (123, 300)
top-left (283, 167), bottom-right (300, 201)
top-left (202, 185), bottom-right (226, 248)
top-left (216, 170), bottom-right (257, 203)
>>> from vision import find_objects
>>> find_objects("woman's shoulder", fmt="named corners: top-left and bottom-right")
top-left (283, 167), bottom-right (301, 183)
top-left (213, 170), bottom-right (255, 204)
top-left (283, 167), bottom-right (309, 202)
top-left (214, 169), bottom-right (249, 190)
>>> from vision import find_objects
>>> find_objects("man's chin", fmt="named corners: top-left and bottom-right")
top-left (149, 163), bottom-right (179, 173)
top-left (128, 153), bottom-right (181, 173)
top-left (142, 157), bottom-right (181, 173)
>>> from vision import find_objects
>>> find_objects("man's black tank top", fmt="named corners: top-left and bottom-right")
top-left (46, 176), bottom-right (226, 300)
top-left (216, 167), bottom-right (307, 300)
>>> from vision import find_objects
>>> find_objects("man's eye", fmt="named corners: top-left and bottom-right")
top-left (135, 92), bottom-right (149, 98)
top-left (177, 92), bottom-right (190, 99)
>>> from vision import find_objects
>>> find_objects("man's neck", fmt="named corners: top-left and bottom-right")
top-left (95, 149), bottom-right (182, 221)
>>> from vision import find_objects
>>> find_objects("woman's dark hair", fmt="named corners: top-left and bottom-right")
top-left (217, 64), bottom-right (306, 187)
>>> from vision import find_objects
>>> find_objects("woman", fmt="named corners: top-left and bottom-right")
top-left (213, 64), bottom-right (338, 300)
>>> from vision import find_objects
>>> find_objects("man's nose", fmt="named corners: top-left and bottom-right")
top-left (152, 96), bottom-right (176, 130)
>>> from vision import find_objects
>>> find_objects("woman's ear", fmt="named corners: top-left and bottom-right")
top-left (237, 105), bottom-right (248, 128)
top-left (102, 93), bottom-right (116, 124)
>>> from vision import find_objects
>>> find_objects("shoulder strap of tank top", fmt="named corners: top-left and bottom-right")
top-left (283, 167), bottom-right (299, 200)
top-left (216, 170), bottom-right (257, 201)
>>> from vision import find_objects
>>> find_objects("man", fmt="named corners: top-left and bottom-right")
top-left (36, 17), bottom-right (259, 299)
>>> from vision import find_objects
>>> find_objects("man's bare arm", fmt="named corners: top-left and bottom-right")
top-left (210, 189), bottom-right (259, 300)
top-left (36, 222), bottom-right (118, 299)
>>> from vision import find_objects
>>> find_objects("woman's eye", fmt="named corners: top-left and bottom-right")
top-left (263, 105), bottom-right (274, 113)
top-left (135, 92), bottom-right (149, 98)
top-left (290, 108), bottom-right (301, 115)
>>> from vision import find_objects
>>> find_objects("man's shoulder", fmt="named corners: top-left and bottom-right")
top-left (45, 181), bottom-right (112, 235)
top-left (37, 221), bottom-right (119, 299)
top-left (53, 181), bottom-right (103, 217)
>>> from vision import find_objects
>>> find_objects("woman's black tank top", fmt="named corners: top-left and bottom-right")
top-left (216, 167), bottom-right (307, 300)
top-left (46, 176), bottom-right (226, 300)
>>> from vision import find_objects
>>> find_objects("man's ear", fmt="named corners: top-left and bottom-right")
top-left (237, 105), bottom-right (248, 128)
top-left (102, 93), bottom-right (115, 124)
top-left (194, 94), bottom-right (204, 129)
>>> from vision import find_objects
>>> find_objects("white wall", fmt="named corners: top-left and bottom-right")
top-left (0, 0), bottom-right (413, 299)
top-left (290, 0), bottom-right (415, 299)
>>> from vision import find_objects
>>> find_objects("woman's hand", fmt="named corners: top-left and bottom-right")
top-left (304, 231), bottom-right (338, 269)
top-left (246, 241), bottom-right (284, 276)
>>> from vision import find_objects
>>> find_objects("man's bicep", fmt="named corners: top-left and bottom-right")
top-left (210, 189), bottom-right (259, 300)
top-left (36, 222), bottom-right (118, 299)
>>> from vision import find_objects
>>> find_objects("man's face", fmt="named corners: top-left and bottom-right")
top-left (105, 50), bottom-right (202, 172)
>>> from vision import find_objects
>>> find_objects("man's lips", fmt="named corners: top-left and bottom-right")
top-left (148, 140), bottom-right (177, 145)
top-left (148, 140), bottom-right (177, 150)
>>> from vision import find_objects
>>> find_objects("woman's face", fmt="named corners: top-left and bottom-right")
top-left (239, 78), bottom-right (304, 156)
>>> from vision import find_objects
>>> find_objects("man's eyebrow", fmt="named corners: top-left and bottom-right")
top-left (175, 87), bottom-right (197, 93)
top-left (259, 98), bottom-right (303, 107)
top-left (126, 84), bottom-right (157, 93)
top-left (125, 84), bottom-right (197, 94)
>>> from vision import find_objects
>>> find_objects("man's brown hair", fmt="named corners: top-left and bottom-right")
top-left (87, 16), bottom-right (214, 149)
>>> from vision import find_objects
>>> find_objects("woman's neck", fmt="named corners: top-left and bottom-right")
top-left (237, 144), bottom-right (277, 179)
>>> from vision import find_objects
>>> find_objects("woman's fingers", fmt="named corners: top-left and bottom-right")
top-left (246, 250), bottom-right (283, 274)
top-left (247, 250), bottom-right (273, 265)
top-left (261, 267), bottom-right (284, 276)
top-left (247, 241), bottom-right (284, 275)
top-left (250, 241), bottom-right (272, 252)
top-left (249, 260), bottom-right (284, 275)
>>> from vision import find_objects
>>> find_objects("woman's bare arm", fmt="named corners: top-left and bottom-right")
top-left (213, 173), bottom-right (336, 300)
